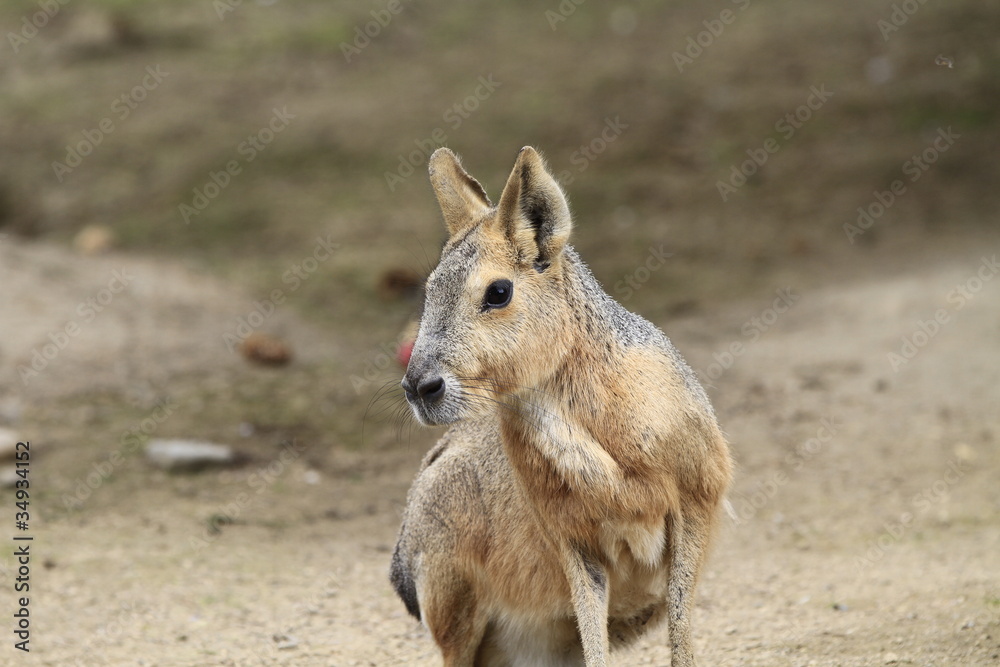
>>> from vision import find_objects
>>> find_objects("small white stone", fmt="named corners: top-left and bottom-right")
top-left (0, 467), bottom-right (19, 488)
top-left (865, 56), bottom-right (894, 85)
top-left (0, 429), bottom-right (22, 459)
top-left (145, 439), bottom-right (234, 471)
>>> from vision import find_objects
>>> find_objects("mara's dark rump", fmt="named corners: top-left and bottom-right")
top-left (390, 538), bottom-right (421, 620)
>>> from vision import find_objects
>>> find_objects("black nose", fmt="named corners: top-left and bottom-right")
top-left (401, 374), bottom-right (445, 404)
top-left (418, 376), bottom-right (445, 402)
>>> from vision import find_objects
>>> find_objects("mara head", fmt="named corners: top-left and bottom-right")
top-left (402, 146), bottom-right (576, 426)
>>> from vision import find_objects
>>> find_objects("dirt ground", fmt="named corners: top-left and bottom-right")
top-left (2, 223), bottom-right (998, 666)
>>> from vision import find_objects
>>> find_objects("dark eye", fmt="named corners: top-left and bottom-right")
top-left (483, 279), bottom-right (513, 310)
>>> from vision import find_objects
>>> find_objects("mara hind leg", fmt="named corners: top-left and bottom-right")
top-left (665, 504), bottom-right (716, 667)
top-left (420, 568), bottom-right (490, 667)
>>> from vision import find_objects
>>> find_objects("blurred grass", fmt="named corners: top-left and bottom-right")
top-left (2, 0), bottom-right (999, 451)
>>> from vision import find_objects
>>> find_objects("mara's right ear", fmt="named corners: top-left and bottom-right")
top-left (428, 148), bottom-right (492, 238)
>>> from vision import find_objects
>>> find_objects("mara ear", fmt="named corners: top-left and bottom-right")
top-left (495, 146), bottom-right (572, 271)
top-left (428, 148), bottom-right (492, 238)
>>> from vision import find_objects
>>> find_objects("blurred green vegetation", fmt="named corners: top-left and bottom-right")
top-left (2, 0), bottom-right (999, 447)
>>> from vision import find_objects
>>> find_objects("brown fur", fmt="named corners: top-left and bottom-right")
top-left (391, 147), bottom-right (732, 666)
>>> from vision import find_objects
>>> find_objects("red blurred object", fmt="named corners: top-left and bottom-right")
top-left (397, 339), bottom-right (414, 367)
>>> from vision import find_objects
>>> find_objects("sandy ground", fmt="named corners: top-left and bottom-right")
top-left (2, 230), bottom-right (999, 666)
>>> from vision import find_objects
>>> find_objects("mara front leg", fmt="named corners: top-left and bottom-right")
top-left (562, 545), bottom-right (610, 667)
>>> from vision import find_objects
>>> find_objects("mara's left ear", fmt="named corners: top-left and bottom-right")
top-left (495, 146), bottom-right (572, 271)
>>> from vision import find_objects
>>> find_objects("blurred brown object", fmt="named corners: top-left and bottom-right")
top-left (239, 332), bottom-right (292, 366)
top-left (789, 237), bottom-right (812, 256)
top-left (377, 268), bottom-right (422, 301)
top-left (73, 224), bottom-right (116, 255)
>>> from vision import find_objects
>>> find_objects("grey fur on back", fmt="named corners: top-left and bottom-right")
top-left (559, 245), bottom-right (716, 419)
